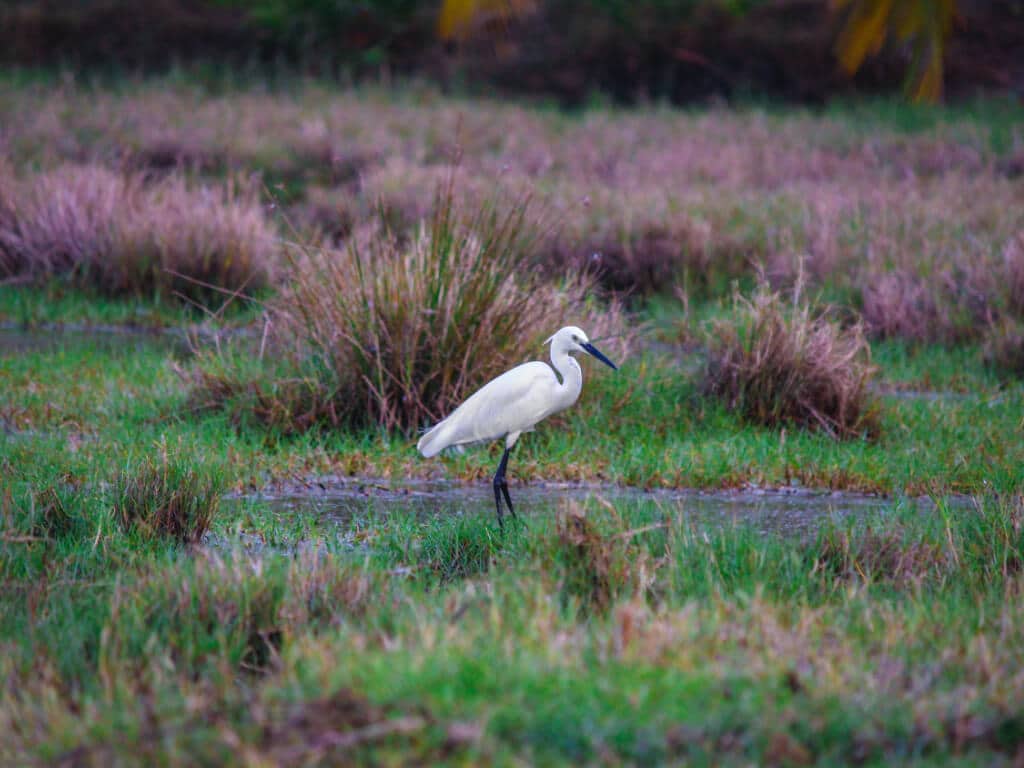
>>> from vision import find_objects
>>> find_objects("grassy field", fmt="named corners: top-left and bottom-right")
top-left (2, 78), bottom-right (1024, 765)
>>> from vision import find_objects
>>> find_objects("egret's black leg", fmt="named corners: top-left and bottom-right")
top-left (500, 482), bottom-right (516, 520)
top-left (493, 480), bottom-right (505, 532)
top-left (493, 446), bottom-right (514, 530)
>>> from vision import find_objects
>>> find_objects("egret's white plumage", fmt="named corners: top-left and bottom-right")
top-left (417, 326), bottom-right (617, 527)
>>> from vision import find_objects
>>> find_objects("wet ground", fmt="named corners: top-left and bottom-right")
top-left (2, 325), bottom-right (972, 546)
top-left (225, 480), bottom-right (957, 548)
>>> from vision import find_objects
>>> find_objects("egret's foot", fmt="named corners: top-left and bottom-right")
top-left (497, 480), bottom-right (526, 529)
top-left (499, 481), bottom-right (515, 518)
top-left (493, 483), bottom-right (506, 532)
top-left (492, 445), bottom-right (515, 534)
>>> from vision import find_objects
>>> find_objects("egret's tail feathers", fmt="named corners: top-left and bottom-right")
top-left (417, 420), bottom-right (454, 458)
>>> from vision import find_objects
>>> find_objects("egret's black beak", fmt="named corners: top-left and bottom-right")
top-left (581, 341), bottom-right (618, 370)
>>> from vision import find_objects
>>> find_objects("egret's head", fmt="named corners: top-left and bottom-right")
top-left (545, 326), bottom-right (617, 370)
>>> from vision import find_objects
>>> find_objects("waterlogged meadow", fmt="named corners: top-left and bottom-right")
top-left (2, 77), bottom-right (1024, 764)
top-left (3, 481), bottom-right (1024, 764)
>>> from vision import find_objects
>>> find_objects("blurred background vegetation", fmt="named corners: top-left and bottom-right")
top-left (1, 0), bottom-right (1021, 103)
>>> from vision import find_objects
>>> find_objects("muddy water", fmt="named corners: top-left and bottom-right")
top-left (227, 481), bottom-right (940, 542)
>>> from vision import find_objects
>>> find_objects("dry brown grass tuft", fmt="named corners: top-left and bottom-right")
top-left (262, 688), bottom-right (429, 766)
top-left (553, 504), bottom-right (633, 613)
top-left (815, 527), bottom-right (951, 585)
top-left (134, 174), bottom-right (278, 298)
top-left (190, 179), bottom-right (629, 433)
top-left (112, 453), bottom-right (223, 544)
top-left (0, 164), bottom-right (277, 300)
top-left (279, 551), bottom-right (375, 626)
top-left (704, 283), bottom-right (878, 438)
top-left (0, 164), bottom-right (133, 280)
top-left (983, 317), bottom-right (1024, 378)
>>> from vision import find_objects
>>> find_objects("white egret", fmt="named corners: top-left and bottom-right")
top-left (417, 326), bottom-right (617, 528)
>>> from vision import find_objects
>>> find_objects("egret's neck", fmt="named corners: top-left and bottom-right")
top-left (550, 345), bottom-right (583, 405)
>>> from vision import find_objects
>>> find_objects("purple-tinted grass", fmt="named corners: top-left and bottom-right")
top-left (0, 165), bottom-right (277, 300)
top-left (2, 82), bottom-right (1022, 342)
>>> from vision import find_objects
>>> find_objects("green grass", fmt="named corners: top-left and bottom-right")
top-left (0, 282), bottom-right (264, 330)
top-left (3, 293), bottom-right (1021, 497)
top-left (2, 477), bottom-right (1022, 764)
top-left (823, 95), bottom-right (1024, 154)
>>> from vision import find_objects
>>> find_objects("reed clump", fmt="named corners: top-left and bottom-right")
top-left (189, 180), bottom-right (628, 433)
top-left (703, 283), bottom-right (878, 438)
top-left (112, 453), bottom-right (223, 544)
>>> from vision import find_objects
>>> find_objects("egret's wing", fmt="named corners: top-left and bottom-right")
top-left (417, 362), bottom-right (555, 456)
top-left (456, 362), bottom-right (556, 441)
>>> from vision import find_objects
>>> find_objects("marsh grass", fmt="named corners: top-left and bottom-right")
top-left (4, 491), bottom-right (1024, 764)
top-left (703, 282), bottom-right (878, 438)
top-left (112, 453), bottom-right (223, 544)
top-left (551, 503), bottom-right (638, 613)
top-left (0, 161), bottom-right (17, 278)
top-left (860, 270), bottom-right (952, 342)
top-left (108, 553), bottom-right (287, 674)
top-left (0, 482), bottom-right (89, 543)
top-left (551, 214), bottom-right (739, 297)
top-left (0, 165), bottom-right (276, 301)
top-left (190, 179), bottom-right (629, 433)
top-left (417, 514), bottom-right (503, 582)
top-left (860, 231), bottom-right (1024, 346)
top-left (4, 82), bottom-right (1024, 764)
top-left (815, 525), bottom-right (950, 586)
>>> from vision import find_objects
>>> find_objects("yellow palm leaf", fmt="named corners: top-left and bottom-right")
top-left (438, 0), bottom-right (535, 41)
top-left (835, 0), bottom-right (895, 74)
top-left (833, 0), bottom-right (957, 102)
